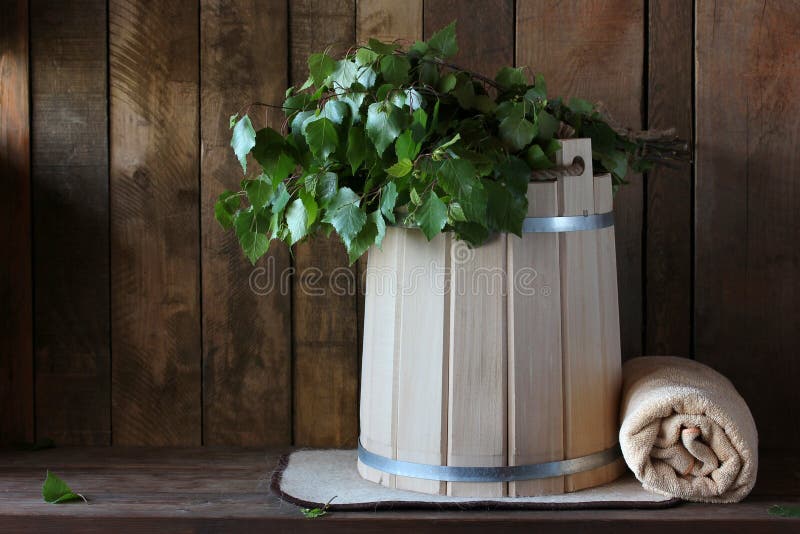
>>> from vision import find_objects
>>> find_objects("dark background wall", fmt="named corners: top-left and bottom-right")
top-left (0, 0), bottom-right (797, 450)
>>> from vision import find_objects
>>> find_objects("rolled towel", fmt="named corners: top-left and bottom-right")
top-left (619, 356), bottom-right (758, 503)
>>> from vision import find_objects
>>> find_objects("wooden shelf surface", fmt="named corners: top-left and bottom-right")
top-left (0, 447), bottom-right (797, 533)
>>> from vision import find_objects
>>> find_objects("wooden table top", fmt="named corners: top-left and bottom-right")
top-left (0, 447), bottom-right (797, 533)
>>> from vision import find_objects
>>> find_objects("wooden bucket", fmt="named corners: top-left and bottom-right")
top-left (358, 139), bottom-right (625, 497)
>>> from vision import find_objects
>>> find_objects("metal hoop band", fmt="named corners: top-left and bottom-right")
top-left (358, 440), bottom-right (621, 483)
top-left (522, 211), bottom-right (614, 233)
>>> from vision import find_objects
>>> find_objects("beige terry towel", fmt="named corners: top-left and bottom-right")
top-left (619, 356), bottom-right (758, 503)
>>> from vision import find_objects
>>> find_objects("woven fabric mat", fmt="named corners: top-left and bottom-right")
top-left (271, 449), bottom-right (682, 511)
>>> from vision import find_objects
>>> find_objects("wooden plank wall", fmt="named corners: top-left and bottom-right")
top-left (0, 1), bottom-right (798, 451)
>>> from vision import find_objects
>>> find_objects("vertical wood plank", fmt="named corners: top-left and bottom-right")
top-left (695, 0), bottom-right (800, 450)
top-left (201, 0), bottom-right (292, 446)
top-left (356, 0), bottom-right (422, 44)
top-left (0, 0), bottom-right (33, 445)
top-left (394, 231), bottom-right (449, 494)
top-left (507, 182), bottom-right (564, 496)
top-left (424, 0), bottom-right (514, 77)
top-left (593, 173), bottom-right (626, 483)
top-left (645, 0), bottom-right (692, 356)
top-left (447, 235), bottom-right (508, 497)
top-left (517, 0), bottom-right (645, 360)
top-left (357, 227), bottom-right (403, 487)
top-left (556, 140), bottom-right (609, 492)
top-left (109, 0), bottom-right (201, 446)
top-left (426, 1), bottom-right (517, 496)
top-left (30, 0), bottom-right (110, 446)
top-left (290, 0), bottom-right (359, 448)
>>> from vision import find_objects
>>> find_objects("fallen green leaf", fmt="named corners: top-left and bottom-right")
top-left (301, 496), bottom-right (336, 519)
top-left (42, 471), bottom-right (86, 504)
top-left (769, 505), bottom-right (800, 518)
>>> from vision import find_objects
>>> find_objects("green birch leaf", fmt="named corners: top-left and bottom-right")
top-left (427, 21), bottom-right (458, 58)
top-left (769, 505), bottom-right (800, 518)
top-left (234, 209), bottom-right (270, 264)
top-left (415, 191), bottom-right (447, 240)
top-left (484, 180), bottom-right (526, 235)
top-left (319, 100), bottom-right (349, 125)
top-left (308, 53), bottom-right (336, 86)
top-left (438, 72), bottom-right (457, 93)
top-left (304, 118), bottom-right (339, 160)
top-left (368, 38), bottom-right (398, 55)
top-left (214, 191), bottom-right (240, 230)
top-left (380, 182), bottom-right (398, 223)
top-left (395, 130), bottom-right (421, 161)
top-left (371, 210), bottom-right (386, 247)
top-left (317, 172), bottom-right (338, 207)
top-left (229, 113), bottom-right (238, 129)
top-left (346, 126), bottom-right (368, 175)
top-left (346, 214), bottom-right (378, 264)
top-left (386, 158), bottom-right (413, 178)
top-left (568, 97), bottom-right (594, 115)
top-left (380, 54), bottom-right (411, 85)
top-left (437, 158), bottom-right (487, 224)
top-left (366, 102), bottom-right (401, 156)
top-left (42, 471), bottom-right (86, 504)
top-left (536, 109), bottom-right (559, 140)
top-left (231, 115), bottom-right (256, 173)
top-left (322, 187), bottom-right (365, 246)
top-left (356, 47), bottom-right (378, 66)
top-left (494, 66), bottom-right (527, 90)
top-left (498, 102), bottom-right (536, 151)
top-left (299, 190), bottom-right (318, 227)
top-left (242, 174), bottom-right (273, 210)
top-left (286, 198), bottom-right (308, 245)
top-left (525, 144), bottom-right (555, 170)
top-left (253, 127), bottom-right (296, 183)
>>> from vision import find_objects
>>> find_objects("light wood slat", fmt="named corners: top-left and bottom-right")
top-left (109, 0), bottom-right (201, 445)
top-left (556, 139), bottom-right (609, 492)
top-left (447, 235), bottom-right (508, 497)
top-left (507, 181), bottom-right (564, 496)
top-left (394, 231), bottom-right (449, 495)
top-left (593, 173), bottom-right (626, 481)
top-left (200, 0), bottom-right (292, 446)
top-left (358, 227), bottom-right (404, 487)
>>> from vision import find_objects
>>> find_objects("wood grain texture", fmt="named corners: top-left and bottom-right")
top-left (517, 0), bottom-right (644, 360)
top-left (201, 0), bottom-right (292, 447)
top-left (695, 0), bottom-right (800, 450)
top-left (447, 235), bottom-right (508, 497)
top-left (356, 0), bottom-right (422, 44)
top-left (30, 0), bottom-right (110, 446)
top-left (109, 0), bottom-right (201, 446)
top-left (394, 231), bottom-right (449, 494)
top-left (0, 0), bottom-right (33, 445)
top-left (424, 0), bottom-right (514, 77)
top-left (556, 140), bottom-right (616, 492)
top-left (507, 182), bottom-right (564, 496)
top-left (0, 449), bottom-right (796, 534)
top-left (592, 173), bottom-right (626, 484)
top-left (645, 0), bottom-right (692, 356)
top-left (358, 228), bottom-right (403, 487)
top-left (290, 0), bottom-right (360, 448)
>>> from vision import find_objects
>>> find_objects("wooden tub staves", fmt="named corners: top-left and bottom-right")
top-left (358, 139), bottom-right (625, 497)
